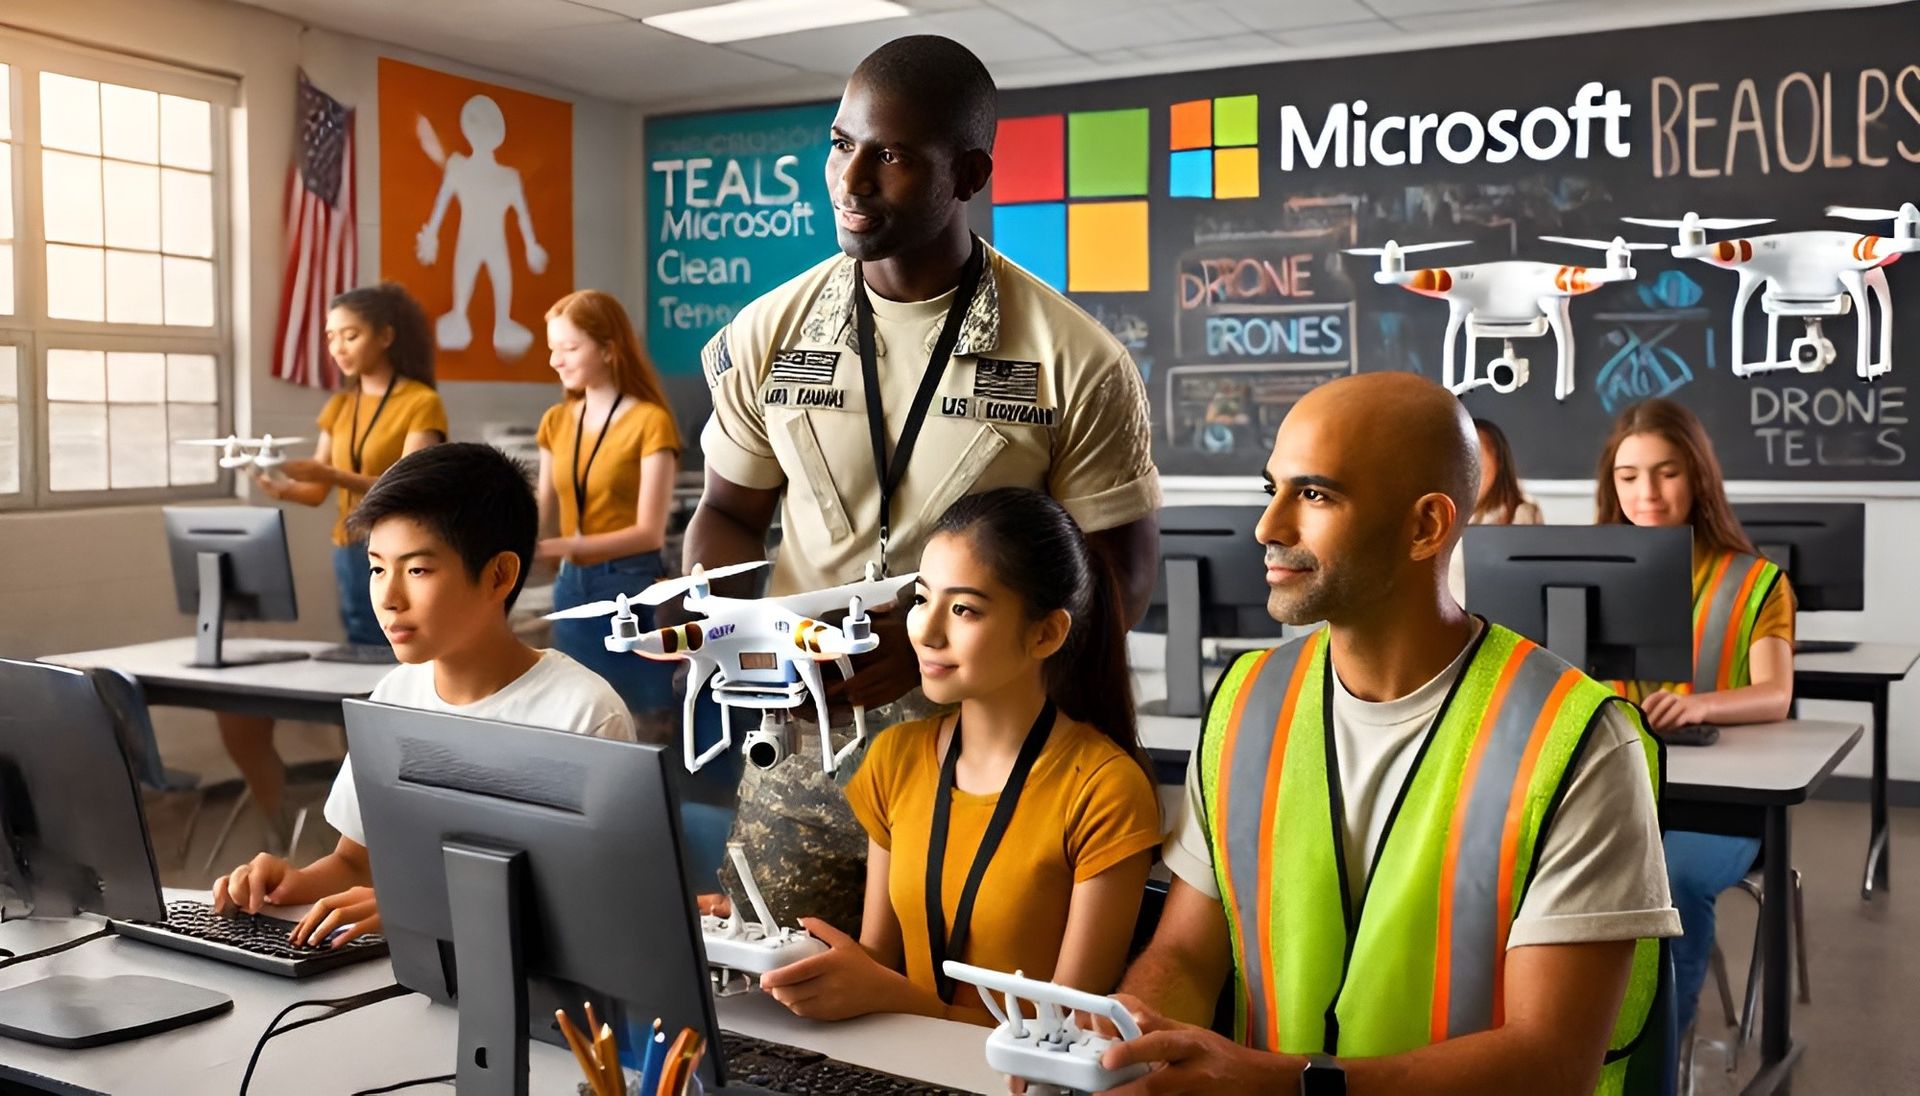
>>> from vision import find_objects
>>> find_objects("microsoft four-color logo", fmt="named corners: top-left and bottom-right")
top-left (990, 96), bottom-right (1261, 295)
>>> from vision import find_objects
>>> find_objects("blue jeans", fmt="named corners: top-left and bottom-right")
top-left (551, 553), bottom-right (677, 716)
top-left (1666, 830), bottom-right (1762, 1036)
top-left (331, 542), bottom-right (386, 647)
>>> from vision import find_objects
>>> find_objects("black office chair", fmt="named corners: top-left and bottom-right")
top-left (85, 668), bottom-right (205, 867)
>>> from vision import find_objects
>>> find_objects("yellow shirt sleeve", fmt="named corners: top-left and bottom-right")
top-left (633, 401), bottom-right (683, 457)
top-left (845, 719), bottom-right (929, 852)
top-left (1064, 752), bottom-right (1163, 883)
top-left (1046, 354), bottom-right (1161, 534)
top-left (1752, 571), bottom-right (1797, 646)
top-left (316, 393), bottom-right (348, 434)
top-left (535, 401), bottom-right (565, 454)
top-left (405, 388), bottom-right (449, 438)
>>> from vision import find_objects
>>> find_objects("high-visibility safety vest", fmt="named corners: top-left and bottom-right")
top-left (1687, 551), bottom-right (1782, 694)
top-left (1197, 623), bottom-right (1663, 1095)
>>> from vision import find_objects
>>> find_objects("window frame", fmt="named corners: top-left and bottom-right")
top-left (0, 32), bottom-right (237, 513)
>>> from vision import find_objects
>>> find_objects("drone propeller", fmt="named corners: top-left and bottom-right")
top-left (1539, 235), bottom-right (1666, 251)
top-left (633, 560), bottom-right (771, 607)
top-left (1344, 240), bottom-right (1471, 257)
top-left (543, 591), bottom-right (638, 622)
top-left (1622, 212), bottom-right (1773, 232)
top-left (177, 436), bottom-right (243, 447)
top-left (1826, 203), bottom-right (1920, 224)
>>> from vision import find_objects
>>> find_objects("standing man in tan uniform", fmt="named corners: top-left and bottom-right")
top-left (686, 35), bottom-right (1162, 929)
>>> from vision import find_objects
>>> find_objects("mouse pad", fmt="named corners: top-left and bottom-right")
top-left (0, 975), bottom-right (232, 1048)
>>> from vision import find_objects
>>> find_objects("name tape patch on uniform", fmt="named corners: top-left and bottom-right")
top-left (939, 394), bottom-right (1057, 427)
top-left (770, 349), bottom-right (840, 386)
top-left (972, 358), bottom-right (1040, 403)
top-left (764, 386), bottom-right (848, 409)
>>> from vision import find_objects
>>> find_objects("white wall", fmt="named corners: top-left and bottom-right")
top-left (0, 0), bottom-right (642, 772)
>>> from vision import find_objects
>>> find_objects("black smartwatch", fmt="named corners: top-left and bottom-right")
top-left (1301, 1053), bottom-right (1346, 1095)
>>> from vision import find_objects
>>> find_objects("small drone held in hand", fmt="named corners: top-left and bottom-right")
top-left (177, 434), bottom-right (307, 472)
top-left (544, 560), bottom-right (916, 775)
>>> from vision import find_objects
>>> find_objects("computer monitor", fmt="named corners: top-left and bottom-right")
top-left (1138, 506), bottom-right (1283, 717)
top-left (1464, 525), bottom-right (1694, 683)
top-left (163, 505), bottom-right (305, 669)
top-left (0, 659), bottom-right (228, 1046)
top-left (1732, 502), bottom-right (1865, 612)
top-left (347, 701), bottom-right (726, 1096)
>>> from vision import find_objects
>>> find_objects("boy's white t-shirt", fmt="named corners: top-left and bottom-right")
top-left (324, 649), bottom-right (637, 845)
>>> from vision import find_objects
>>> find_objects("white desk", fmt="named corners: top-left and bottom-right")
top-left (42, 638), bottom-right (392, 725)
top-left (0, 893), bottom-right (998, 1095)
top-left (1790, 642), bottom-right (1920, 898)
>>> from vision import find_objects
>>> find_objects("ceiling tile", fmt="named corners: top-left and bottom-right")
top-left (1205, 0), bottom-right (1376, 33)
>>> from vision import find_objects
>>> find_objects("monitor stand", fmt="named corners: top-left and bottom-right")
top-left (189, 551), bottom-right (310, 669)
top-left (1138, 558), bottom-right (1205, 719)
top-left (446, 841), bottom-right (532, 1096)
top-left (1543, 584), bottom-right (1593, 677)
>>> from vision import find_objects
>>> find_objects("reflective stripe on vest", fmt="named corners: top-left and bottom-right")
top-left (1198, 624), bottom-right (1660, 1094)
top-left (1691, 551), bottom-right (1781, 694)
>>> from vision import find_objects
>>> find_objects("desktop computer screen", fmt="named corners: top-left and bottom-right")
top-left (347, 701), bottom-right (725, 1095)
top-left (1465, 525), bottom-right (1694, 684)
top-left (1732, 502), bottom-right (1865, 613)
top-left (162, 506), bottom-right (302, 669)
top-left (1139, 506), bottom-right (1282, 717)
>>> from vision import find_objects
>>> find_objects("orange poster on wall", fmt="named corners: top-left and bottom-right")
top-left (378, 57), bottom-right (572, 383)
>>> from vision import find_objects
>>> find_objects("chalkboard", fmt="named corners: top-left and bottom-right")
top-left (974, 1), bottom-right (1920, 481)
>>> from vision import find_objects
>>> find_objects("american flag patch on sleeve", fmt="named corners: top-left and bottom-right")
top-left (769, 349), bottom-right (840, 385)
top-left (972, 358), bottom-right (1040, 402)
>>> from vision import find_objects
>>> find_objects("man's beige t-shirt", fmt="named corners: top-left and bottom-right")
top-left (699, 242), bottom-right (1160, 593)
top-left (1163, 622), bottom-right (1682, 948)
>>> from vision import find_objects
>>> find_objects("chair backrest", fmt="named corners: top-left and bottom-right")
top-left (85, 668), bottom-right (168, 791)
top-left (1621, 939), bottom-right (1679, 1096)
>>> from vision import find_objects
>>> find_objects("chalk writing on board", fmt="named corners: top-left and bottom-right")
top-left (1750, 385), bottom-right (1908, 468)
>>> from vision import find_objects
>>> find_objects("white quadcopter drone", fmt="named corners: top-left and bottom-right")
top-left (1346, 236), bottom-right (1659, 399)
top-left (178, 434), bottom-right (307, 472)
top-left (544, 559), bottom-right (916, 775)
top-left (1622, 205), bottom-right (1919, 380)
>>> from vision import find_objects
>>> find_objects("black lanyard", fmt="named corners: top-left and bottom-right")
top-left (925, 698), bottom-right (1056, 1004)
top-left (348, 378), bottom-right (400, 475)
top-left (571, 392), bottom-right (624, 528)
top-left (853, 238), bottom-right (985, 574)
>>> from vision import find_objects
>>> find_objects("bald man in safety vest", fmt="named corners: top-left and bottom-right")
top-left (1104, 373), bottom-right (1680, 1095)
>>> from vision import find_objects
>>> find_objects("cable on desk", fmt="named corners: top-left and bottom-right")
top-left (236, 981), bottom-right (413, 1096)
top-left (0, 926), bottom-right (112, 970)
top-left (349, 1073), bottom-right (455, 1095)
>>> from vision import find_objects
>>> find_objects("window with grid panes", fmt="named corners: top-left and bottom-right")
top-left (0, 38), bottom-right (233, 510)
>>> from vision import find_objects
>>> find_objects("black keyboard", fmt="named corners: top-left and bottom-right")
top-left (718, 1031), bottom-right (972, 1095)
top-left (1656, 723), bottom-right (1721, 747)
top-left (114, 899), bottom-right (389, 978)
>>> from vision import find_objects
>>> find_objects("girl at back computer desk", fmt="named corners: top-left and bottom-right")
top-left (1595, 397), bottom-right (1796, 1060)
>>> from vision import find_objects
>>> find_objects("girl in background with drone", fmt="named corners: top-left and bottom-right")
top-left (535, 290), bottom-right (682, 739)
top-left (1596, 398), bottom-right (1796, 1060)
top-left (758, 487), bottom-right (1161, 1026)
top-left (237, 282), bottom-right (447, 846)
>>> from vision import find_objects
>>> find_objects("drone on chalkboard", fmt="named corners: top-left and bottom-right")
top-left (1345, 236), bottom-right (1658, 400)
top-left (1622, 205), bottom-right (1919, 381)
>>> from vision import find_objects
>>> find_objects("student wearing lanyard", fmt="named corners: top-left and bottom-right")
top-left (1596, 398), bottom-right (1795, 1065)
top-left (239, 283), bottom-right (447, 842)
top-left (535, 290), bottom-right (683, 733)
top-left (758, 489), bottom-right (1160, 1025)
top-left (688, 34), bottom-right (1161, 936)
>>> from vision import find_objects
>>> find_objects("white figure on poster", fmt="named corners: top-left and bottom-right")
top-left (414, 94), bottom-right (548, 360)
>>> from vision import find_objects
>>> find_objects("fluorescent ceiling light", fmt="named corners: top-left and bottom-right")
top-left (645, 0), bottom-right (911, 44)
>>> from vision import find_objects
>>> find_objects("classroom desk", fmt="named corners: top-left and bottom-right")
top-left (1664, 719), bottom-right (1861, 1096)
top-left (40, 637), bottom-right (391, 725)
top-left (1792, 643), bottom-right (1920, 900)
top-left (0, 894), bottom-right (999, 1095)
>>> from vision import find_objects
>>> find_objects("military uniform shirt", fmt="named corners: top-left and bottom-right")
top-left (699, 241), bottom-right (1160, 594)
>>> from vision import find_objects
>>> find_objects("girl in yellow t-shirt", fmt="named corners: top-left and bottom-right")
top-left (232, 283), bottom-right (447, 836)
top-left (759, 488), bottom-right (1161, 1026)
top-left (535, 291), bottom-right (682, 729)
top-left (1596, 397), bottom-right (1795, 1047)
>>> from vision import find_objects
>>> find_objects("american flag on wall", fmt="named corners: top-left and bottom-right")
top-left (271, 73), bottom-right (356, 389)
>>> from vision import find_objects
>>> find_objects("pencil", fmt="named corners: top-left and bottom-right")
top-left (555, 1009), bottom-right (606, 1096)
top-left (596, 1021), bottom-right (622, 1094)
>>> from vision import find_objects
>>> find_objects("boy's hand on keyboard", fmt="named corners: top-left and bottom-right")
top-left (212, 853), bottom-right (298, 915)
top-left (292, 886), bottom-right (381, 948)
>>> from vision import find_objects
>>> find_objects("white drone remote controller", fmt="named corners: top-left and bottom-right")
top-left (702, 843), bottom-right (826, 980)
top-left (943, 961), bottom-right (1150, 1095)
